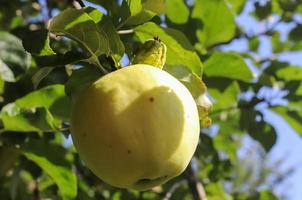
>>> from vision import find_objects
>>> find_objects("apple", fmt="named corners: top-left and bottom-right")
top-left (71, 64), bottom-right (200, 190)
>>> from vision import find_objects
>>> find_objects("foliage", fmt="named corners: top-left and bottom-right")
top-left (0, 0), bottom-right (301, 199)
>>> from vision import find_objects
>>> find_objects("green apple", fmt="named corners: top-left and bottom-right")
top-left (71, 64), bottom-right (200, 190)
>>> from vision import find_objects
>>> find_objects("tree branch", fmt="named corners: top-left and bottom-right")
top-left (162, 180), bottom-right (187, 200)
top-left (185, 160), bottom-right (207, 200)
top-left (117, 29), bottom-right (134, 35)
top-left (75, 0), bottom-right (85, 7)
top-left (71, 0), bottom-right (85, 9)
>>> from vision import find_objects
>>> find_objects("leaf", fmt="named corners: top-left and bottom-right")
top-left (65, 66), bottom-right (102, 98)
top-left (249, 37), bottom-right (260, 51)
top-left (15, 84), bottom-right (71, 121)
top-left (225, 0), bottom-right (246, 13)
top-left (142, 0), bottom-right (165, 14)
top-left (289, 25), bottom-right (302, 42)
top-left (272, 106), bottom-right (302, 135)
top-left (207, 80), bottom-right (240, 110)
top-left (83, 6), bottom-right (103, 23)
top-left (32, 67), bottom-right (55, 89)
top-left (1, 104), bottom-right (60, 132)
top-left (134, 22), bottom-right (203, 75)
top-left (0, 85), bottom-right (70, 132)
top-left (259, 190), bottom-right (278, 200)
top-left (22, 140), bottom-right (77, 200)
top-left (0, 59), bottom-right (15, 82)
top-left (254, 1), bottom-right (272, 20)
top-left (21, 29), bottom-right (55, 56)
top-left (164, 64), bottom-right (212, 127)
top-left (120, 0), bottom-right (159, 26)
top-left (276, 65), bottom-right (302, 81)
top-left (98, 17), bottom-right (125, 61)
top-left (240, 110), bottom-right (277, 151)
top-left (0, 31), bottom-right (31, 73)
top-left (204, 52), bottom-right (254, 81)
top-left (166, 0), bottom-right (189, 24)
top-left (206, 182), bottom-right (233, 200)
top-left (15, 85), bottom-right (67, 110)
top-left (34, 51), bottom-right (87, 67)
top-left (192, 0), bottom-right (236, 47)
top-left (48, 8), bottom-right (109, 66)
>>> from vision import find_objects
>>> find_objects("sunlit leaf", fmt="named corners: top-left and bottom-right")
top-left (166, 0), bottom-right (189, 24)
top-left (204, 52), bottom-right (254, 81)
top-left (164, 64), bottom-right (212, 127)
top-left (192, 0), bottom-right (236, 47)
top-left (49, 7), bottom-right (109, 67)
top-left (135, 22), bottom-right (203, 75)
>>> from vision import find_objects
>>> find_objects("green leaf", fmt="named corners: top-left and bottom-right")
top-left (240, 110), bottom-right (277, 151)
top-left (208, 80), bottom-right (240, 110)
top-left (48, 7), bottom-right (109, 70)
top-left (0, 85), bottom-right (70, 132)
top-left (83, 6), bottom-right (103, 23)
top-left (98, 17), bottom-right (125, 61)
top-left (164, 64), bottom-right (212, 127)
top-left (32, 67), bottom-right (55, 89)
top-left (272, 106), bottom-right (302, 135)
top-left (65, 66), bottom-right (102, 98)
top-left (0, 31), bottom-right (31, 73)
top-left (276, 65), bottom-right (302, 81)
top-left (206, 182), bottom-right (232, 200)
top-left (1, 104), bottom-right (60, 132)
top-left (225, 0), bottom-right (246, 13)
top-left (214, 112), bottom-right (242, 161)
top-left (249, 37), bottom-right (260, 51)
top-left (192, 0), bottom-right (236, 47)
top-left (120, 0), bottom-right (161, 26)
top-left (22, 140), bottom-right (77, 200)
top-left (255, 1), bottom-right (272, 20)
top-left (142, 0), bottom-right (165, 14)
top-left (259, 190), bottom-right (278, 200)
top-left (289, 25), bottom-right (302, 42)
top-left (134, 22), bottom-right (203, 75)
top-left (21, 29), bottom-right (55, 56)
top-left (166, 0), bottom-right (189, 24)
top-left (0, 58), bottom-right (15, 82)
top-left (15, 84), bottom-right (71, 121)
top-left (204, 52), bottom-right (254, 81)
top-left (34, 51), bottom-right (87, 67)
top-left (15, 85), bottom-right (67, 110)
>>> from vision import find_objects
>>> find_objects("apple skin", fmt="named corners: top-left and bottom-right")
top-left (71, 64), bottom-right (200, 190)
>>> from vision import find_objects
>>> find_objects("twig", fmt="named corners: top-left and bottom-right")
top-left (33, 180), bottom-right (40, 200)
top-left (185, 160), bottom-right (207, 200)
top-left (116, 16), bottom-right (131, 30)
top-left (72, 0), bottom-right (85, 9)
top-left (162, 180), bottom-right (187, 200)
top-left (117, 29), bottom-right (134, 35)
top-left (75, 0), bottom-right (85, 7)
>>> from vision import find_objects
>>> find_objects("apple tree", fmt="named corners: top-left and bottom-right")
top-left (0, 0), bottom-right (301, 199)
